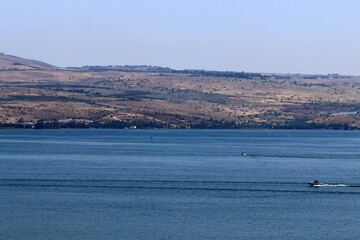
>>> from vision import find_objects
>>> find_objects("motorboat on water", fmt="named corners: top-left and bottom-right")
top-left (309, 180), bottom-right (347, 187)
top-left (309, 180), bottom-right (324, 186)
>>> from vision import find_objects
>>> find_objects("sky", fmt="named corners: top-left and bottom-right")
top-left (1, 0), bottom-right (360, 75)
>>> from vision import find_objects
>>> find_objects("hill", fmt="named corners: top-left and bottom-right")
top-left (0, 53), bottom-right (55, 70)
top-left (1, 54), bottom-right (360, 129)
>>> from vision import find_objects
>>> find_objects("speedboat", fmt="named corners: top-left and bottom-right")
top-left (309, 180), bottom-right (347, 187)
top-left (309, 180), bottom-right (325, 187)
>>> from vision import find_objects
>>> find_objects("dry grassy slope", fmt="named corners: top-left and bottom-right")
top-left (1, 55), bottom-right (360, 128)
top-left (0, 53), bottom-right (55, 69)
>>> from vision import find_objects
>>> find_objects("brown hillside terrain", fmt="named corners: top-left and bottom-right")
top-left (0, 53), bottom-right (55, 70)
top-left (1, 54), bottom-right (360, 128)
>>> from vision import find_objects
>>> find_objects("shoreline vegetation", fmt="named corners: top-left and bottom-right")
top-left (0, 119), bottom-right (355, 130)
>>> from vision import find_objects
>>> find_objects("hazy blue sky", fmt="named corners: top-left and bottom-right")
top-left (2, 0), bottom-right (360, 74)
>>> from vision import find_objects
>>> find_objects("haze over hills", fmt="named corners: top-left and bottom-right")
top-left (1, 53), bottom-right (360, 129)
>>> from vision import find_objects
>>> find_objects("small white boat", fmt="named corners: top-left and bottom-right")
top-left (309, 180), bottom-right (347, 187)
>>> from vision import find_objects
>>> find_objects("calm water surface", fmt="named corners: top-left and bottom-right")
top-left (1, 129), bottom-right (360, 239)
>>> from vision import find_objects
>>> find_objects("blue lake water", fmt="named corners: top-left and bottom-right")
top-left (1, 129), bottom-right (360, 239)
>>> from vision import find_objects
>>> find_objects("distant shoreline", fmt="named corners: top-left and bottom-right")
top-left (2, 54), bottom-right (360, 132)
top-left (0, 122), bottom-right (356, 131)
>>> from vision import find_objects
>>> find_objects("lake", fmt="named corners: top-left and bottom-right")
top-left (1, 129), bottom-right (360, 239)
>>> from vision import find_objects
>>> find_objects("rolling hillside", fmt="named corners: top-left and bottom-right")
top-left (1, 54), bottom-right (360, 129)
top-left (0, 53), bottom-right (55, 70)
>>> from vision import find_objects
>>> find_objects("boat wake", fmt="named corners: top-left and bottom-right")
top-left (311, 184), bottom-right (348, 187)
